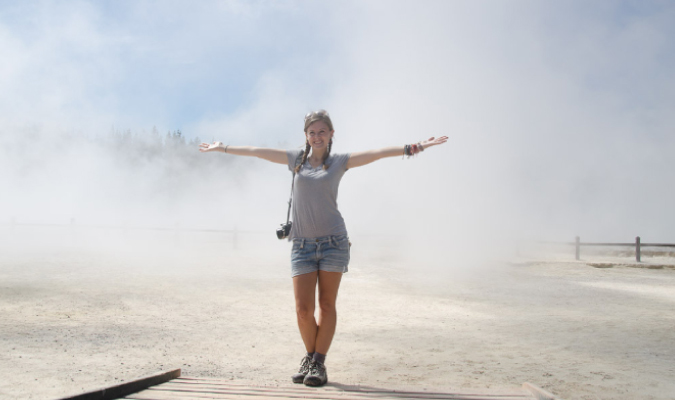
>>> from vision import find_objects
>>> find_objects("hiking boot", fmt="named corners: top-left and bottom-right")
top-left (292, 354), bottom-right (312, 384)
top-left (303, 359), bottom-right (328, 387)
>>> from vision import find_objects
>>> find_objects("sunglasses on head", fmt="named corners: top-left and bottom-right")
top-left (304, 110), bottom-right (330, 121)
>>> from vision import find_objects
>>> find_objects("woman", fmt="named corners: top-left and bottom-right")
top-left (200, 110), bottom-right (448, 386)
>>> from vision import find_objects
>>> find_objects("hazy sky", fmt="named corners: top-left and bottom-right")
top-left (1, 0), bottom-right (674, 250)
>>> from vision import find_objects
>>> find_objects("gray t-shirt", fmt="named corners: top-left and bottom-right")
top-left (286, 149), bottom-right (351, 239)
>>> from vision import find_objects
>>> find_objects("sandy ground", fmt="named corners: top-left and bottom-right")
top-left (1, 228), bottom-right (675, 400)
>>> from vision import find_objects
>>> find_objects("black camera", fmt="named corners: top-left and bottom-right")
top-left (276, 221), bottom-right (292, 240)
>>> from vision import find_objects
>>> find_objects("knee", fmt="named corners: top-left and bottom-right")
top-left (296, 304), bottom-right (315, 320)
top-left (318, 299), bottom-right (336, 315)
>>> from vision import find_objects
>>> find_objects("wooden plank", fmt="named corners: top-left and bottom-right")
top-left (126, 396), bottom-right (282, 400)
top-left (132, 382), bottom-right (533, 400)
top-left (171, 379), bottom-right (529, 397)
top-left (153, 383), bottom-right (530, 399)
top-left (157, 383), bottom-right (384, 399)
top-left (126, 393), bottom-right (265, 400)
top-left (55, 369), bottom-right (181, 400)
top-left (131, 391), bottom-right (376, 400)
top-left (133, 388), bottom-right (532, 400)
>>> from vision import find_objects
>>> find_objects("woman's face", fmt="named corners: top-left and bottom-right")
top-left (305, 120), bottom-right (334, 151)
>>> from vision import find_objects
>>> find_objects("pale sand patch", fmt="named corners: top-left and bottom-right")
top-left (1, 230), bottom-right (674, 400)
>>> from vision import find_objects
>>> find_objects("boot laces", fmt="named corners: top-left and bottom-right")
top-left (298, 355), bottom-right (311, 374)
top-left (309, 359), bottom-right (325, 376)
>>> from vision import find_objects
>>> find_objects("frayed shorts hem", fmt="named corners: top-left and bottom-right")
top-left (291, 265), bottom-right (349, 278)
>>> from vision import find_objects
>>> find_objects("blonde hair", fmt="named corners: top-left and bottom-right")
top-left (295, 110), bottom-right (334, 173)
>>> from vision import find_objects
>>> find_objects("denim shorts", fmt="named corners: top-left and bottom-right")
top-left (290, 234), bottom-right (350, 277)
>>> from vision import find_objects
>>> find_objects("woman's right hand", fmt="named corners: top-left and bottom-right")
top-left (199, 141), bottom-right (225, 153)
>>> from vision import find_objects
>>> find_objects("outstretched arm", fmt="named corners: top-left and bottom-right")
top-left (346, 136), bottom-right (448, 169)
top-left (199, 142), bottom-right (287, 165)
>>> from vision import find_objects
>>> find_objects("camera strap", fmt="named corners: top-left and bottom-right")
top-left (285, 174), bottom-right (294, 226)
top-left (285, 151), bottom-right (304, 225)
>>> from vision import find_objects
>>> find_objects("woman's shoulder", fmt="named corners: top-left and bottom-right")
top-left (328, 152), bottom-right (349, 160)
top-left (287, 148), bottom-right (305, 158)
top-left (329, 152), bottom-right (351, 169)
top-left (287, 148), bottom-right (306, 171)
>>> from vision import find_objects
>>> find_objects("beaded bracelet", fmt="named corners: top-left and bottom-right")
top-left (403, 143), bottom-right (422, 159)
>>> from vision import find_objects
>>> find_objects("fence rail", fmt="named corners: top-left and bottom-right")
top-left (538, 236), bottom-right (675, 262)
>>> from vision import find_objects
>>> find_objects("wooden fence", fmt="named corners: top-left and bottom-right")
top-left (564, 236), bottom-right (675, 262)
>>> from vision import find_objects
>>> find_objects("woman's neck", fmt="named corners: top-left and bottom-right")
top-left (309, 147), bottom-right (327, 162)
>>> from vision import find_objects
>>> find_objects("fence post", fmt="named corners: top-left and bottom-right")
top-left (575, 236), bottom-right (580, 260)
top-left (635, 236), bottom-right (641, 262)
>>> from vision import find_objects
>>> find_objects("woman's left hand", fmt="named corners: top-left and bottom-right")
top-left (199, 141), bottom-right (225, 153)
top-left (420, 136), bottom-right (448, 149)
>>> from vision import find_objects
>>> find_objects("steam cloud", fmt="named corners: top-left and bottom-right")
top-left (1, 1), bottom-right (674, 266)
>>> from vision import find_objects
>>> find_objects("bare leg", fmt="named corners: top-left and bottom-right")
top-left (293, 271), bottom-right (318, 353)
top-left (315, 270), bottom-right (342, 355)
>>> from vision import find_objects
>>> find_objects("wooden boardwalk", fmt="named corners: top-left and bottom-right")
top-left (125, 377), bottom-right (541, 400)
top-left (58, 369), bottom-right (560, 400)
